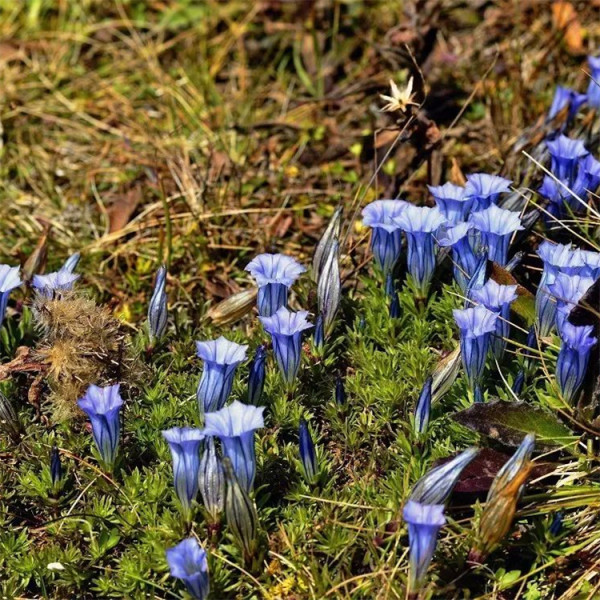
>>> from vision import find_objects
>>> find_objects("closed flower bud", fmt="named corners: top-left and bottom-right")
top-left (60, 252), bottom-right (81, 274)
top-left (414, 377), bottom-right (432, 435)
top-left (50, 446), bottom-right (62, 492)
top-left (312, 206), bottom-right (342, 281)
top-left (549, 512), bottom-right (563, 536)
top-left (335, 376), bottom-right (346, 406)
top-left (223, 457), bottom-right (259, 557)
top-left (148, 265), bottom-right (168, 342)
top-left (199, 436), bottom-right (225, 522)
top-left (247, 345), bottom-right (267, 405)
top-left (298, 418), bottom-right (317, 483)
top-left (317, 240), bottom-right (341, 334)
top-left (313, 313), bottom-right (325, 353)
top-left (512, 371), bottom-right (525, 396)
top-left (389, 291), bottom-right (401, 318)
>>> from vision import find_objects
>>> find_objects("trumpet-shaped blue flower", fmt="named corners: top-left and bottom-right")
top-left (32, 271), bottom-right (79, 298)
top-left (469, 204), bottom-right (523, 266)
top-left (548, 273), bottom-right (595, 335)
top-left (428, 182), bottom-right (471, 223)
top-left (403, 500), bottom-right (446, 593)
top-left (546, 135), bottom-right (588, 182)
top-left (410, 447), bottom-right (478, 505)
top-left (536, 241), bottom-right (584, 336)
top-left (259, 307), bottom-right (312, 386)
top-left (0, 264), bottom-right (22, 327)
top-left (471, 279), bottom-right (518, 359)
top-left (548, 86), bottom-right (587, 121)
top-left (393, 205), bottom-right (447, 298)
top-left (453, 305), bottom-right (499, 395)
top-left (162, 427), bottom-right (205, 517)
top-left (438, 222), bottom-right (479, 291)
top-left (557, 322), bottom-right (597, 403)
top-left (148, 265), bottom-right (168, 341)
top-left (465, 173), bottom-right (512, 210)
top-left (203, 400), bottom-right (265, 492)
top-left (581, 250), bottom-right (600, 279)
top-left (77, 384), bottom-right (123, 468)
top-left (247, 345), bottom-right (266, 405)
top-left (196, 336), bottom-right (248, 413)
top-left (60, 252), bottom-right (80, 274)
top-left (572, 154), bottom-right (600, 201)
top-left (512, 371), bottom-right (525, 395)
top-left (587, 55), bottom-right (600, 109)
top-left (245, 253), bottom-right (306, 317)
top-left (538, 175), bottom-right (569, 219)
top-left (298, 418), bottom-right (317, 483)
top-left (361, 199), bottom-right (408, 275)
top-left (166, 537), bottom-right (210, 600)
top-left (414, 377), bottom-right (432, 435)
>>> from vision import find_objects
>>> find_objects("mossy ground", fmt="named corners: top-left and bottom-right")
top-left (0, 2), bottom-right (599, 599)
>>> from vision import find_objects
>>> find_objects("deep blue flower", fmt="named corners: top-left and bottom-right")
top-left (361, 199), bottom-right (408, 275)
top-left (557, 322), bottom-right (597, 403)
top-left (32, 271), bottom-right (79, 298)
top-left (0, 264), bottom-right (22, 327)
top-left (203, 401), bottom-right (265, 492)
top-left (437, 222), bottom-right (479, 291)
top-left (403, 500), bottom-right (446, 593)
top-left (247, 345), bottom-right (267, 405)
top-left (195, 336), bottom-right (248, 413)
top-left (453, 305), bottom-right (499, 395)
top-left (548, 273), bottom-right (595, 335)
top-left (393, 205), bottom-right (447, 298)
top-left (389, 290), bottom-right (401, 318)
top-left (335, 376), bottom-right (346, 405)
top-left (259, 307), bottom-right (312, 386)
top-left (538, 175), bottom-right (571, 219)
top-left (465, 253), bottom-right (488, 305)
top-left (410, 447), bottom-right (478, 505)
top-left (385, 273), bottom-right (395, 298)
top-left (414, 377), bottom-right (432, 435)
top-left (199, 436), bottom-right (225, 521)
top-left (313, 313), bottom-right (325, 353)
top-left (469, 205), bottom-right (523, 266)
top-left (245, 253), bottom-right (306, 317)
top-left (549, 512), bottom-right (563, 537)
top-left (60, 252), bottom-right (80, 274)
top-left (546, 135), bottom-right (588, 182)
top-left (148, 265), bottom-right (168, 342)
top-left (471, 279), bottom-right (518, 359)
top-left (162, 427), bottom-right (205, 518)
top-left (50, 446), bottom-right (62, 492)
top-left (465, 173), bottom-right (512, 210)
top-left (512, 371), bottom-right (525, 395)
top-left (572, 154), bottom-right (600, 202)
top-left (428, 182), bottom-right (471, 224)
top-left (587, 55), bottom-right (600, 109)
top-left (298, 418), bottom-right (317, 483)
top-left (77, 384), bottom-right (123, 468)
top-left (548, 86), bottom-right (587, 121)
top-left (166, 537), bottom-right (210, 600)
top-left (535, 241), bottom-right (585, 336)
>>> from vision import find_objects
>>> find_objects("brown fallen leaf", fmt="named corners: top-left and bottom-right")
top-left (0, 347), bottom-right (47, 381)
top-left (551, 2), bottom-right (584, 55)
top-left (450, 158), bottom-right (467, 185)
top-left (107, 185), bottom-right (142, 233)
top-left (22, 223), bottom-right (51, 282)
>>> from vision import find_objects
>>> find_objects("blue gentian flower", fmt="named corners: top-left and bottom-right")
top-left (428, 182), bottom-right (471, 224)
top-left (536, 241), bottom-right (584, 336)
top-left (414, 377), bottom-right (432, 435)
top-left (437, 222), bottom-right (479, 291)
top-left (32, 271), bottom-right (79, 298)
top-left (77, 384), bottom-right (123, 468)
top-left (50, 446), bottom-right (62, 492)
top-left (0, 264), bottom-right (22, 327)
top-left (245, 253), bottom-right (306, 317)
top-left (148, 265), bottom-right (168, 342)
top-left (389, 290), bottom-right (401, 318)
top-left (203, 400), bottom-right (265, 492)
top-left (166, 537), bottom-right (210, 600)
top-left (512, 371), bottom-right (525, 395)
top-left (410, 448), bottom-right (478, 505)
top-left (162, 427), bottom-right (205, 518)
top-left (259, 307), bottom-right (312, 386)
top-left (581, 250), bottom-right (600, 279)
top-left (549, 512), bottom-right (563, 537)
top-left (313, 313), bottom-right (325, 352)
top-left (546, 135), bottom-right (588, 182)
top-left (298, 418), bottom-right (317, 483)
top-left (469, 204), bottom-right (523, 266)
top-left (198, 436), bottom-right (224, 521)
top-left (548, 273), bottom-right (595, 335)
top-left (557, 322), bottom-right (597, 403)
top-left (465, 173), bottom-right (512, 210)
top-left (587, 55), bottom-right (600, 109)
top-left (453, 305), bottom-right (499, 396)
top-left (403, 500), bottom-right (446, 593)
top-left (538, 175), bottom-right (568, 218)
top-left (195, 336), bottom-right (248, 413)
top-left (548, 86), bottom-right (587, 121)
top-left (247, 345), bottom-right (267, 405)
top-left (572, 154), bottom-right (600, 201)
top-left (393, 205), bottom-right (447, 298)
top-left (335, 376), bottom-right (346, 406)
top-left (361, 199), bottom-right (408, 275)
top-left (471, 279), bottom-right (518, 359)
top-left (60, 252), bottom-right (80, 274)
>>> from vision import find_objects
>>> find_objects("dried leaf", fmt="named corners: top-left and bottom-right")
top-left (23, 223), bottom-right (51, 281)
top-left (551, 2), bottom-right (583, 54)
top-left (204, 289), bottom-right (257, 326)
top-left (450, 158), bottom-right (467, 185)
top-left (453, 399), bottom-right (577, 449)
top-left (490, 263), bottom-right (535, 325)
top-left (108, 185), bottom-right (142, 233)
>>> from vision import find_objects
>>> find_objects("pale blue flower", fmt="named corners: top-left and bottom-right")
top-left (428, 182), bottom-right (471, 223)
top-left (166, 537), bottom-right (210, 600)
top-left (465, 173), bottom-right (512, 210)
